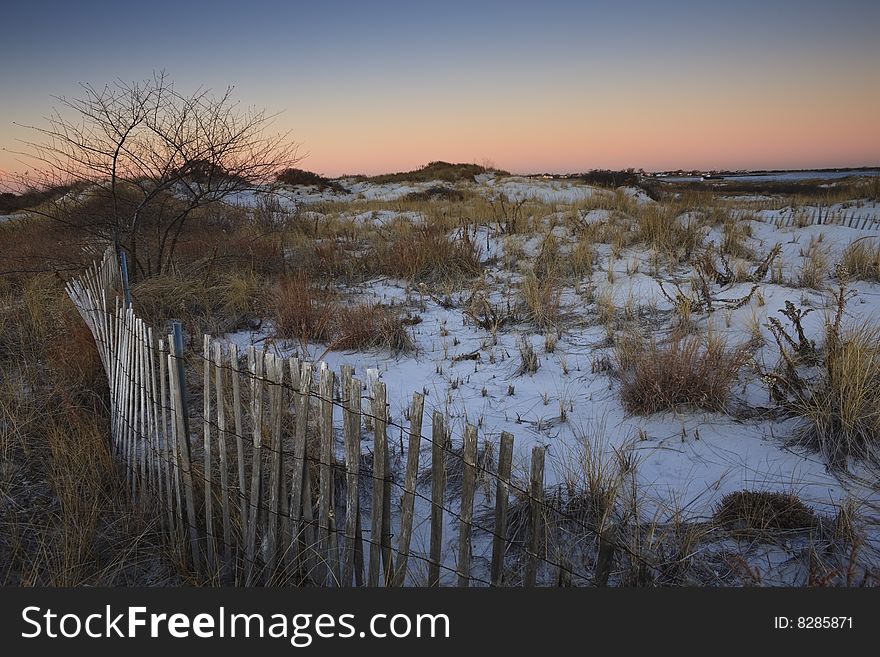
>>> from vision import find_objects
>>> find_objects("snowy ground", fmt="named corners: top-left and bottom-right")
top-left (223, 173), bottom-right (880, 584)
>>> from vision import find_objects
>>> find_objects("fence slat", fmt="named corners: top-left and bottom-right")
top-left (291, 362), bottom-right (313, 578)
top-left (429, 411), bottom-right (446, 587)
top-left (202, 334), bottom-right (217, 575)
top-left (244, 347), bottom-right (264, 586)
top-left (341, 371), bottom-right (359, 586)
top-left (368, 380), bottom-right (388, 587)
top-left (158, 339), bottom-right (177, 537)
top-left (392, 391), bottom-right (424, 587)
top-left (169, 324), bottom-right (201, 576)
top-left (491, 431), bottom-right (514, 586)
top-left (525, 446), bottom-right (545, 587)
top-left (457, 424), bottom-right (478, 587)
top-left (212, 341), bottom-right (233, 580)
top-left (229, 343), bottom-right (247, 557)
top-left (265, 354), bottom-right (285, 580)
top-left (318, 365), bottom-right (336, 585)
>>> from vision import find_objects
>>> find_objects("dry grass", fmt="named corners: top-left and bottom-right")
top-left (520, 271), bottom-right (563, 329)
top-left (333, 303), bottom-right (415, 353)
top-left (840, 238), bottom-right (880, 281)
top-left (272, 274), bottom-right (336, 344)
top-left (272, 276), bottom-right (414, 353)
top-left (796, 237), bottom-right (828, 289)
top-left (787, 324), bottom-right (880, 467)
top-left (374, 225), bottom-right (482, 285)
top-left (616, 331), bottom-right (748, 414)
top-left (0, 271), bottom-right (176, 585)
top-left (133, 270), bottom-right (266, 336)
top-left (633, 204), bottom-right (702, 261)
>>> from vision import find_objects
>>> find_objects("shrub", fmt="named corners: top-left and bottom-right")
top-left (366, 161), bottom-right (505, 184)
top-left (333, 303), bottom-right (414, 353)
top-left (616, 331), bottom-right (747, 414)
top-left (275, 168), bottom-right (348, 193)
top-left (272, 274), bottom-right (335, 344)
top-left (401, 185), bottom-right (465, 202)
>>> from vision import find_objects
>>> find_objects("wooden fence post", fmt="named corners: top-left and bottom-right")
top-left (229, 343), bottom-right (247, 556)
top-left (393, 391), bottom-right (424, 587)
top-left (490, 431), bottom-right (514, 586)
top-left (158, 339), bottom-right (177, 537)
top-left (146, 327), bottom-right (161, 499)
top-left (318, 365), bottom-right (336, 585)
top-left (170, 322), bottom-right (201, 576)
top-left (457, 424), bottom-right (478, 587)
top-left (429, 411), bottom-right (446, 587)
top-left (525, 446), bottom-right (545, 587)
top-left (202, 334), bottom-right (217, 575)
top-left (265, 354), bottom-right (285, 580)
top-left (341, 371), bottom-right (360, 586)
top-left (594, 522), bottom-right (618, 587)
top-left (291, 361), bottom-right (313, 578)
top-left (244, 346), bottom-right (264, 586)
top-left (212, 341), bottom-right (233, 580)
top-left (368, 380), bottom-right (388, 586)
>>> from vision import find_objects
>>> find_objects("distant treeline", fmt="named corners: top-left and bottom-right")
top-left (0, 183), bottom-right (80, 215)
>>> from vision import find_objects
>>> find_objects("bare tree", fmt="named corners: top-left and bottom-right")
top-left (17, 71), bottom-right (300, 279)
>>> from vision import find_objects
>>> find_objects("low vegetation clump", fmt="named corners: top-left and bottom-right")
top-left (0, 267), bottom-right (174, 585)
top-left (633, 204), bottom-right (702, 260)
top-left (713, 491), bottom-right (818, 536)
top-left (133, 271), bottom-right (266, 336)
top-left (0, 181), bottom-right (82, 215)
top-left (616, 331), bottom-right (748, 414)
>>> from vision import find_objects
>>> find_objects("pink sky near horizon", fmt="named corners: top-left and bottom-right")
top-left (3, 89), bottom-right (878, 180)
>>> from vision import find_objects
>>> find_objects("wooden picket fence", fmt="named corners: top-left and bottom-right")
top-left (65, 247), bottom-right (616, 587)
top-left (743, 205), bottom-right (880, 230)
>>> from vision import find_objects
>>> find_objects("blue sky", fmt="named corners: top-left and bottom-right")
top-left (2, 0), bottom-right (878, 175)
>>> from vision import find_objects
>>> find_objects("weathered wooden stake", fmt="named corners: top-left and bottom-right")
top-left (457, 424), bottom-right (478, 587)
top-left (169, 323), bottom-right (201, 576)
top-left (392, 391), bottom-right (424, 587)
top-left (525, 446), bottom-right (545, 587)
top-left (212, 341), bottom-right (233, 580)
top-left (429, 411), bottom-right (446, 587)
top-left (244, 346), bottom-right (264, 586)
top-left (490, 431), bottom-right (514, 586)
top-left (202, 334), bottom-right (217, 575)
top-left (368, 380), bottom-right (388, 587)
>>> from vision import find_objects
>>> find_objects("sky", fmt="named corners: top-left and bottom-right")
top-left (1, 0), bottom-right (878, 178)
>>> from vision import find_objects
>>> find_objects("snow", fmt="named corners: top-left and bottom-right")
top-left (217, 175), bottom-right (880, 582)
